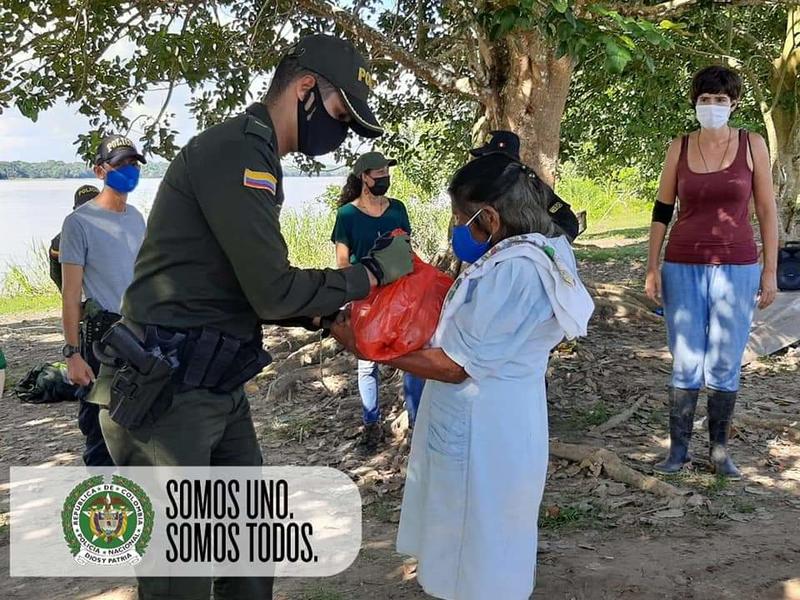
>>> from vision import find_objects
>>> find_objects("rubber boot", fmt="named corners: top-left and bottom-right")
top-left (654, 387), bottom-right (699, 474)
top-left (707, 389), bottom-right (741, 479)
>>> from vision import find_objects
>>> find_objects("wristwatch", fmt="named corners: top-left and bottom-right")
top-left (61, 344), bottom-right (81, 359)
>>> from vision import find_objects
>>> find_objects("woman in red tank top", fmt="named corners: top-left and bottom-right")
top-left (644, 66), bottom-right (779, 479)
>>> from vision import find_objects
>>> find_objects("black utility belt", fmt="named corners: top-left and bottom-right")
top-left (95, 322), bottom-right (272, 430)
top-left (173, 325), bottom-right (272, 393)
top-left (82, 308), bottom-right (121, 341)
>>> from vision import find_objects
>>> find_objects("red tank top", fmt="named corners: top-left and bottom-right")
top-left (665, 129), bottom-right (757, 265)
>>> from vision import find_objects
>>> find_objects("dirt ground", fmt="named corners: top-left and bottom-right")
top-left (2, 256), bottom-right (800, 600)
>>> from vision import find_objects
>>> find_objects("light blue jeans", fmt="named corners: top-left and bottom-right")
top-left (358, 363), bottom-right (425, 425)
top-left (358, 360), bottom-right (381, 424)
top-left (661, 262), bottom-right (761, 392)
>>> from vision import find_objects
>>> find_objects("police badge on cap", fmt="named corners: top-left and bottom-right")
top-left (469, 130), bottom-right (521, 159)
top-left (94, 135), bottom-right (147, 166)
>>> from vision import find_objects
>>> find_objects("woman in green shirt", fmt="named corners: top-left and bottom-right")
top-left (331, 151), bottom-right (412, 453)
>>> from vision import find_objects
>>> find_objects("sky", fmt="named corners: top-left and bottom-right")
top-left (0, 4), bottom-right (396, 165)
top-left (0, 87), bottom-right (200, 163)
top-left (1, 8), bottom-right (264, 164)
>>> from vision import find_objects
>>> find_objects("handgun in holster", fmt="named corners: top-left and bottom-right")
top-left (97, 322), bottom-right (182, 430)
top-left (80, 298), bottom-right (121, 374)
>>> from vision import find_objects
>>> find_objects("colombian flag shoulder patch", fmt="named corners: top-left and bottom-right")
top-left (243, 168), bottom-right (277, 193)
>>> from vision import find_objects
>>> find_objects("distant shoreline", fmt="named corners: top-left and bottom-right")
top-left (0, 160), bottom-right (347, 180)
top-left (0, 174), bottom-right (346, 180)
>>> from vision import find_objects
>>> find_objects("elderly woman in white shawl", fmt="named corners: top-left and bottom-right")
top-left (333, 152), bottom-right (594, 599)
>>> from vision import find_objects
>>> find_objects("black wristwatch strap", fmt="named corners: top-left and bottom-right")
top-left (62, 344), bottom-right (81, 358)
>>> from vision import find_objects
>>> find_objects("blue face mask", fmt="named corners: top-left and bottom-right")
top-left (105, 164), bottom-right (140, 193)
top-left (452, 208), bottom-right (492, 263)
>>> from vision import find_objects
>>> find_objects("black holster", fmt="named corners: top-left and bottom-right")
top-left (96, 321), bottom-right (272, 428)
top-left (80, 301), bottom-right (121, 375)
top-left (97, 322), bottom-right (181, 430)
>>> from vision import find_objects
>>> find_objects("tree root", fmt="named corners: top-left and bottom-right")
top-left (266, 357), bottom-right (354, 402)
top-left (584, 281), bottom-right (661, 323)
top-left (550, 442), bottom-right (687, 499)
top-left (591, 297), bottom-right (662, 323)
top-left (263, 337), bottom-right (340, 377)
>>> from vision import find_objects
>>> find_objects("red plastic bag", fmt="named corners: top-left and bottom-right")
top-left (351, 232), bottom-right (454, 361)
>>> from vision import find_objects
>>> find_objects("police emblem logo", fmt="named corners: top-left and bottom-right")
top-left (62, 474), bottom-right (153, 566)
top-left (106, 137), bottom-right (135, 151)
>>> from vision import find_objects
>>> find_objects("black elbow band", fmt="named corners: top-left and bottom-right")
top-left (652, 200), bottom-right (675, 225)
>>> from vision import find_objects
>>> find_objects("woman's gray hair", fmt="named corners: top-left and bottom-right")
top-left (448, 154), bottom-right (562, 240)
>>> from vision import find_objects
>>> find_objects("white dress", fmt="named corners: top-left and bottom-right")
top-left (396, 235), bottom-right (593, 600)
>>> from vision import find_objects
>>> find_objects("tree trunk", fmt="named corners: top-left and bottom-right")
top-left (773, 119), bottom-right (800, 239)
top-left (433, 30), bottom-right (574, 273)
top-left (480, 31), bottom-right (575, 186)
top-left (770, 7), bottom-right (800, 239)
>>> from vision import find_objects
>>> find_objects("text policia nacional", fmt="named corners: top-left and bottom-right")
top-left (164, 479), bottom-right (317, 564)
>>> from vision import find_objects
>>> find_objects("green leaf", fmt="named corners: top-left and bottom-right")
top-left (551, 0), bottom-right (568, 13)
top-left (659, 19), bottom-right (687, 31)
top-left (603, 39), bottom-right (632, 74)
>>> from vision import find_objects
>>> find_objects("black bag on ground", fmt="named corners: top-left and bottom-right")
top-left (778, 242), bottom-right (800, 291)
top-left (14, 363), bottom-right (81, 404)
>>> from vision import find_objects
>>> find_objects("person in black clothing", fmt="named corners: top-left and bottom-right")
top-left (48, 184), bottom-right (100, 291)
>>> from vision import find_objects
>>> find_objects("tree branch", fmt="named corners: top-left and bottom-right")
top-left (293, 0), bottom-right (483, 101)
top-left (151, 3), bottom-right (198, 134)
top-left (610, 0), bottom-right (800, 19)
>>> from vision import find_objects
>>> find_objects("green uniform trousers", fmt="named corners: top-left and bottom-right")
top-left (96, 372), bottom-right (273, 600)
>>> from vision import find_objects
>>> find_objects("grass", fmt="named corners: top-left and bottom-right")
top-left (1, 241), bottom-right (60, 315)
top-left (266, 415), bottom-right (319, 442)
top-left (574, 242), bottom-right (648, 263)
top-left (302, 586), bottom-right (346, 600)
top-left (659, 471), bottom-right (732, 495)
top-left (568, 401), bottom-right (612, 431)
top-left (364, 498), bottom-right (397, 523)
top-left (580, 226), bottom-right (650, 241)
top-left (538, 503), bottom-right (597, 531)
top-left (0, 292), bottom-right (60, 316)
top-left (556, 163), bottom-right (653, 235)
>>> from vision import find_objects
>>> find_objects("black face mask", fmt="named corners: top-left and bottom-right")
top-left (297, 84), bottom-right (349, 156)
top-left (367, 175), bottom-right (390, 196)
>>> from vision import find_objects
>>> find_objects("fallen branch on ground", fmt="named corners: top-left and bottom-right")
top-left (263, 337), bottom-right (340, 377)
top-left (264, 329), bottom-right (322, 354)
top-left (550, 442), bottom-right (687, 499)
top-left (584, 281), bottom-right (662, 323)
top-left (590, 396), bottom-right (648, 434)
top-left (266, 357), bottom-right (354, 402)
top-left (592, 297), bottom-right (662, 322)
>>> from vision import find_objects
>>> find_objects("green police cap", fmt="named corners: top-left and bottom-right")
top-left (285, 34), bottom-right (383, 139)
top-left (352, 151), bottom-right (397, 177)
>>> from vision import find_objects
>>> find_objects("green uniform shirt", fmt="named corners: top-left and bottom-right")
top-left (122, 103), bottom-right (371, 339)
top-left (331, 199), bottom-right (411, 264)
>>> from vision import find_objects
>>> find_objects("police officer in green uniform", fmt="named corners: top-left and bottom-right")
top-left (89, 34), bottom-right (412, 600)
